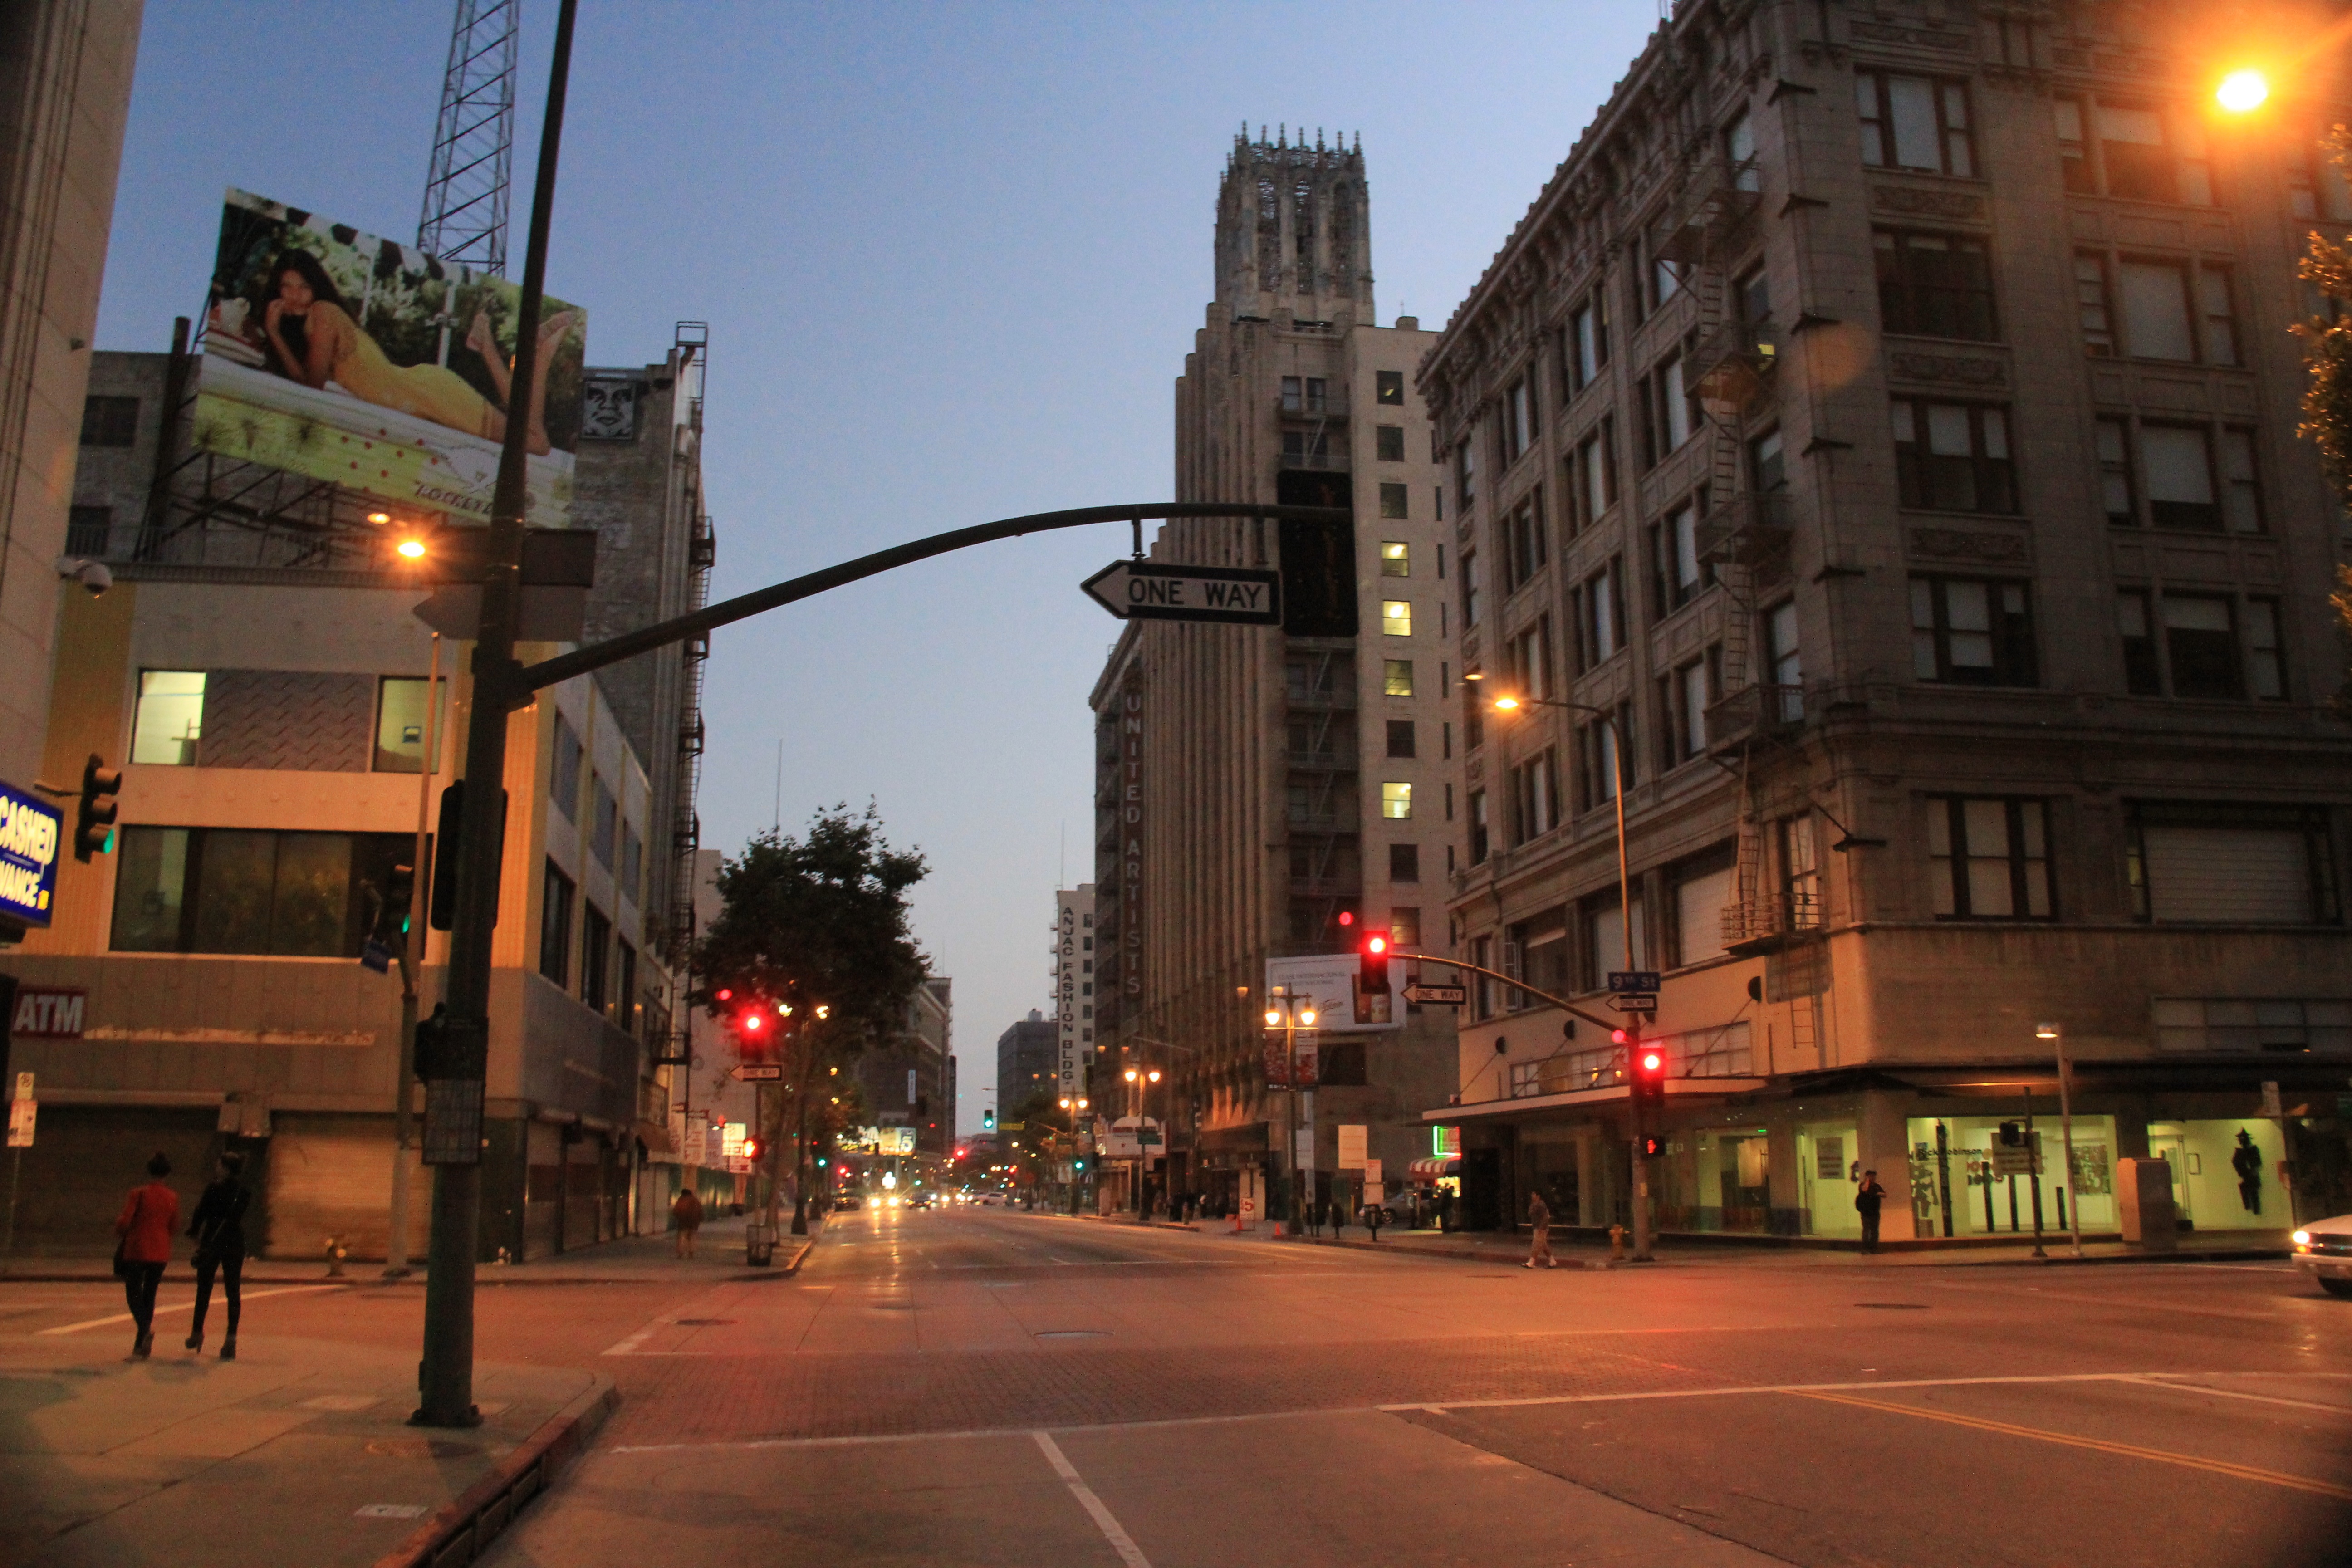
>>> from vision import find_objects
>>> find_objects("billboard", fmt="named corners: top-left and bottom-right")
top-left (0, 780), bottom-right (64, 928)
top-left (1264, 952), bottom-right (1404, 1033)
top-left (194, 188), bottom-right (586, 525)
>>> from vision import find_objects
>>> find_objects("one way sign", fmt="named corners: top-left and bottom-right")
top-left (1082, 560), bottom-right (1283, 625)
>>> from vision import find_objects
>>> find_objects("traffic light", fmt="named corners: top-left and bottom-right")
top-left (73, 753), bottom-right (120, 862)
top-left (1360, 931), bottom-right (1391, 990)
top-left (742, 1134), bottom-right (764, 1161)
top-left (1640, 1134), bottom-right (1666, 1158)
top-left (381, 862), bottom-right (416, 937)
top-left (1627, 1030), bottom-right (1667, 1111)
top-left (982, 1108), bottom-right (996, 1132)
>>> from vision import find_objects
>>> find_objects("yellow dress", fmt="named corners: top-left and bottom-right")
top-left (313, 302), bottom-right (499, 438)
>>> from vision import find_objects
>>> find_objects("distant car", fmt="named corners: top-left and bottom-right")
top-left (2293, 1216), bottom-right (2352, 1296)
top-left (904, 1191), bottom-right (933, 1209)
top-left (833, 1194), bottom-right (861, 1212)
top-left (980, 1194), bottom-right (999, 1206)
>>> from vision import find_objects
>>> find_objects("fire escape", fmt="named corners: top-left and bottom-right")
top-left (664, 324), bottom-right (715, 1082)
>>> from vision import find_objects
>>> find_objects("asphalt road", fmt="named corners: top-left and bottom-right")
top-left (407, 1205), bottom-right (2352, 1568)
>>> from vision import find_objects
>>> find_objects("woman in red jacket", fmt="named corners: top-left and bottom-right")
top-left (115, 1152), bottom-right (179, 1359)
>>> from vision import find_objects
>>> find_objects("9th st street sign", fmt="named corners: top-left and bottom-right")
top-left (1082, 560), bottom-right (1282, 625)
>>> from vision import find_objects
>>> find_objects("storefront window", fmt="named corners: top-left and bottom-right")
top-left (1907, 1115), bottom-right (2118, 1238)
top-left (1798, 1122), bottom-right (1861, 1236)
top-left (1691, 1127), bottom-right (1772, 1232)
top-left (2147, 1120), bottom-right (2282, 1230)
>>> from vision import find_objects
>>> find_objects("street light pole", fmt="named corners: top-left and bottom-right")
top-left (1482, 683), bottom-right (1649, 1260)
top-left (413, 0), bottom-right (578, 1431)
top-left (386, 631), bottom-right (440, 1279)
top-left (1262, 990), bottom-right (1318, 1236)
top-left (2038, 1023), bottom-right (2084, 1258)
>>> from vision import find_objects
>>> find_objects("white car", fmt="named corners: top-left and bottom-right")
top-left (2291, 1215), bottom-right (2352, 1296)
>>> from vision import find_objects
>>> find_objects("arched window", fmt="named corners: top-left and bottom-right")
top-left (1294, 181), bottom-right (1316, 291)
top-left (1257, 176), bottom-right (1282, 292)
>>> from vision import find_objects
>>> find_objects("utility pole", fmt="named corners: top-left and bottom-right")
top-left (386, 632), bottom-right (441, 1278)
top-left (412, 0), bottom-right (578, 1431)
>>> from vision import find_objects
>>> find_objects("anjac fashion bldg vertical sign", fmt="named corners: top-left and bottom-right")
top-left (0, 780), bottom-right (64, 928)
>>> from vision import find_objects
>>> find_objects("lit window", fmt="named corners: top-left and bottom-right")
top-left (1380, 542), bottom-right (1409, 577)
top-left (1383, 660), bottom-right (1415, 697)
top-left (132, 671), bottom-right (206, 766)
top-left (1382, 782), bottom-right (1413, 820)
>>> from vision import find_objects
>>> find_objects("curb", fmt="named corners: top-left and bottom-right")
top-left (374, 1375), bottom-right (618, 1568)
top-left (1295, 1234), bottom-right (2290, 1269)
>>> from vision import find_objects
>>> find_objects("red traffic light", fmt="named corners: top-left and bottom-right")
top-left (742, 1135), bottom-right (764, 1161)
top-left (1338, 910), bottom-right (1355, 927)
top-left (1611, 1027), bottom-right (1630, 1045)
top-left (740, 1010), bottom-right (765, 1034)
top-left (1640, 1134), bottom-right (1665, 1157)
top-left (715, 987), bottom-right (734, 1002)
top-left (1360, 931), bottom-right (1391, 989)
top-left (1641, 1049), bottom-right (1663, 1073)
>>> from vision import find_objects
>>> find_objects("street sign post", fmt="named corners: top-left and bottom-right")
top-left (1607, 993), bottom-right (1658, 1013)
top-left (1607, 971), bottom-right (1661, 995)
top-left (1403, 982), bottom-right (1467, 1006)
top-left (1082, 560), bottom-right (1282, 625)
top-left (730, 1063), bottom-right (784, 1082)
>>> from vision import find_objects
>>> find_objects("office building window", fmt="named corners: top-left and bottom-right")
top-left (1892, 400), bottom-right (2015, 514)
top-left (2118, 259), bottom-right (2195, 360)
top-left (1377, 370), bottom-right (1405, 405)
top-left (80, 395), bottom-right (140, 447)
top-left (1766, 600), bottom-right (1803, 719)
top-left (1509, 750), bottom-right (1561, 845)
top-left (2076, 254), bottom-right (2116, 355)
top-left (1383, 660), bottom-right (1414, 697)
top-left (1468, 790), bottom-right (1490, 866)
top-left (111, 827), bottom-right (413, 956)
top-left (374, 677), bottom-right (445, 774)
top-left (1455, 441), bottom-right (1476, 512)
top-left (1928, 797), bottom-right (2053, 920)
top-left (1390, 843), bottom-right (1420, 882)
top-left (1377, 424), bottom-right (1406, 462)
top-left (1651, 500), bottom-right (1709, 613)
top-left (1910, 577), bottom-right (2038, 686)
top-left (66, 505), bottom-right (111, 556)
top-left (2143, 425), bottom-right (2221, 531)
top-left (2163, 594), bottom-right (2244, 699)
top-left (2126, 801), bottom-right (2338, 925)
top-left (1576, 558), bottom-right (1626, 668)
top-left (1749, 427), bottom-right (1785, 494)
top-left (1382, 600), bottom-right (1412, 637)
top-left (1503, 378), bottom-right (1535, 466)
top-left (2055, 95), bottom-right (2212, 205)
top-left (2103, 423), bottom-right (2265, 534)
top-left (2097, 418), bottom-right (2134, 524)
top-left (591, 776), bottom-right (618, 867)
top-left (1377, 481), bottom-right (1408, 520)
top-left (621, 821), bottom-right (643, 903)
top-left (1459, 550), bottom-right (1482, 628)
top-left (1857, 72), bottom-right (1974, 176)
top-left (132, 671), bottom-right (206, 766)
top-left (1386, 719), bottom-right (1416, 759)
top-left (1660, 652), bottom-right (1715, 766)
top-left (1571, 420), bottom-right (1616, 531)
top-left (2117, 591), bottom-right (2161, 695)
top-left (540, 860), bottom-right (576, 986)
top-left (1568, 294), bottom-right (1609, 394)
top-left (1502, 492), bottom-right (1547, 592)
top-left (1506, 615), bottom-right (1553, 702)
top-left (1382, 782), bottom-right (1412, 820)
top-left (1874, 230), bottom-right (1997, 341)
top-left (581, 902), bottom-right (612, 1013)
top-left (2246, 598), bottom-right (2285, 700)
top-left (552, 715), bottom-right (583, 820)
top-left (1381, 541), bottom-right (1409, 578)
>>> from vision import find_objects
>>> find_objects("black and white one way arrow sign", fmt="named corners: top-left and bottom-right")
top-left (1082, 559), bottom-right (1283, 626)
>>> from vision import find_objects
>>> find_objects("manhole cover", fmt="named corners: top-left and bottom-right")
top-left (1854, 1303), bottom-right (1930, 1310)
top-left (673, 1318), bottom-right (735, 1326)
top-left (1034, 1329), bottom-right (1107, 1340)
top-left (367, 1438), bottom-right (479, 1460)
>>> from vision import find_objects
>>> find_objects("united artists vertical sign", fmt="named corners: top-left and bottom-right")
top-left (1119, 685), bottom-right (1143, 1011)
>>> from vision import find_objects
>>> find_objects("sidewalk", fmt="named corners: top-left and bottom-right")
top-left (0, 1212), bottom-right (822, 1288)
top-left (1290, 1224), bottom-right (2292, 1269)
top-left (0, 1323), bottom-right (611, 1568)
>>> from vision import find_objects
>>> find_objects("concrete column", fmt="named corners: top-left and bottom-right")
top-left (1860, 1088), bottom-right (1918, 1242)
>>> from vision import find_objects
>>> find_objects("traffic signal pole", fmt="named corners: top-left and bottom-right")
top-left (386, 632), bottom-right (441, 1279)
top-left (413, 0), bottom-right (578, 1431)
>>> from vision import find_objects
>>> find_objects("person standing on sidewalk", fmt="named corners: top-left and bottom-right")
top-left (114, 1153), bottom-right (180, 1358)
top-left (1855, 1169), bottom-right (1888, 1254)
top-left (1525, 1190), bottom-right (1558, 1269)
top-left (671, 1183), bottom-right (704, 1259)
top-left (185, 1151), bottom-right (250, 1359)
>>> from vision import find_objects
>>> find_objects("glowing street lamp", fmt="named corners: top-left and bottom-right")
top-left (2216, 69), bottom-right (2269, 113)
top-left (396, 538), bottom-right (428, 560)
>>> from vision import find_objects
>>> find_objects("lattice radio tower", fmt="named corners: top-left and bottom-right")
top-left (417, 0), bottom-right (519, 273)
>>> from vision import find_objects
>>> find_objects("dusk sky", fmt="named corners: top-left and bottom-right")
top-left (94, 2), bottom-right (1662, 1133)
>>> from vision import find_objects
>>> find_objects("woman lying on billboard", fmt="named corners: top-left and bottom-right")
top-left (255, 250), bottom-right (575, 456)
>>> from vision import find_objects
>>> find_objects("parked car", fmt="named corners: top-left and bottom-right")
top-left (833, 1194), bottom-right (862, 1212)
top-left (2293, 1216), bottom-right (2352, 1296)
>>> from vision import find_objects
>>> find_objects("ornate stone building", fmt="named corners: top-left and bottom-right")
top-left (1422, 0), bottom-right (2352, 1244)
top-left (1091, 131), bottom-right (1455, 1219)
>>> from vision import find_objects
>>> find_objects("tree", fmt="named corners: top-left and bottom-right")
top-left (696, 802), bottom-right (930, 1049)
top-left (2293, 127), bottom-right (2352, 698)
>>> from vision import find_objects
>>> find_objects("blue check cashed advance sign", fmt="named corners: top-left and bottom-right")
top-left (0, 779), bottom-right (64, 927)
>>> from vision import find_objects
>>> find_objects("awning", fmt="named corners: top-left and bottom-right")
top-left (1195, 1122), bottom-right (1269, 1154)
top-left (1407, 1157), bottom-right (1460, 1177)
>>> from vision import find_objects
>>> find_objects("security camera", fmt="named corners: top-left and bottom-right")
top-left (54, 556), bottom-right (111, 598)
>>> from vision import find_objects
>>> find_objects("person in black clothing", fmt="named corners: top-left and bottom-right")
top-left (186, 1151), bottom-right (250, 1359)
top-left (1855, 1169), bottom-right (1888, 1254)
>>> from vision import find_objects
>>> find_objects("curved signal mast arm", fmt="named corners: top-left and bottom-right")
top-left (514, 501), bottom-right (1349, 696)
top-left (1387, 951), bottom-right (1623, 1034)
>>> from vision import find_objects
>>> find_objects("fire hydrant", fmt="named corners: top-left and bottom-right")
top-left (1608, 1224), bottom-right (1628, 1262)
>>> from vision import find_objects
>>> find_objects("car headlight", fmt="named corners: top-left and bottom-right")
top-left (2293, 1229), bottom-right (2313, 1247)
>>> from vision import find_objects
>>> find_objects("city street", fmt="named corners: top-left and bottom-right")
top-left (476, 1210), bottom-right (2342, 1566)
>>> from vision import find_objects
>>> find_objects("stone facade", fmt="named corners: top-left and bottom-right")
top-left (1419, 0), bottom-right (2352, 1244)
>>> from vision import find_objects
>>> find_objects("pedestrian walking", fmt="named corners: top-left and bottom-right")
top-left (1525, 1190), bottom-right (1558, 1269)
top-left (1855, 1168), bottom-right (1888, 1253)
top-left (114, 1152), bottom-right (180, 1358)
top-left (671, 1184), bottom-right (704, 1259)
top-left (185, 1151), bottom-right (250, 1359)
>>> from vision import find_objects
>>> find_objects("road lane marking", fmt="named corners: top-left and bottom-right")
top-left (2118, 1374), bottom-right (2352, 1417)
top-left (37, 1284), bottom-right (345, 1336)
top-left (1033, 1430), bottom-right (1154, 1568)
top-left (1786, 1387), bottom-right (2352, 1501)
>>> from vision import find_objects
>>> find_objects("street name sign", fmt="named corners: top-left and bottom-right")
top-left (1607, 993), bottom-right (1658, 1013)
top-left (1082, 560), bottom-right (1282, 625)
top-left (1403, 982), bottom-right (1467, 1006)
top-left (730, 1063), bottom-right (784, 1082)
top-left (1607, 971), bottom-right (1661, 995)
